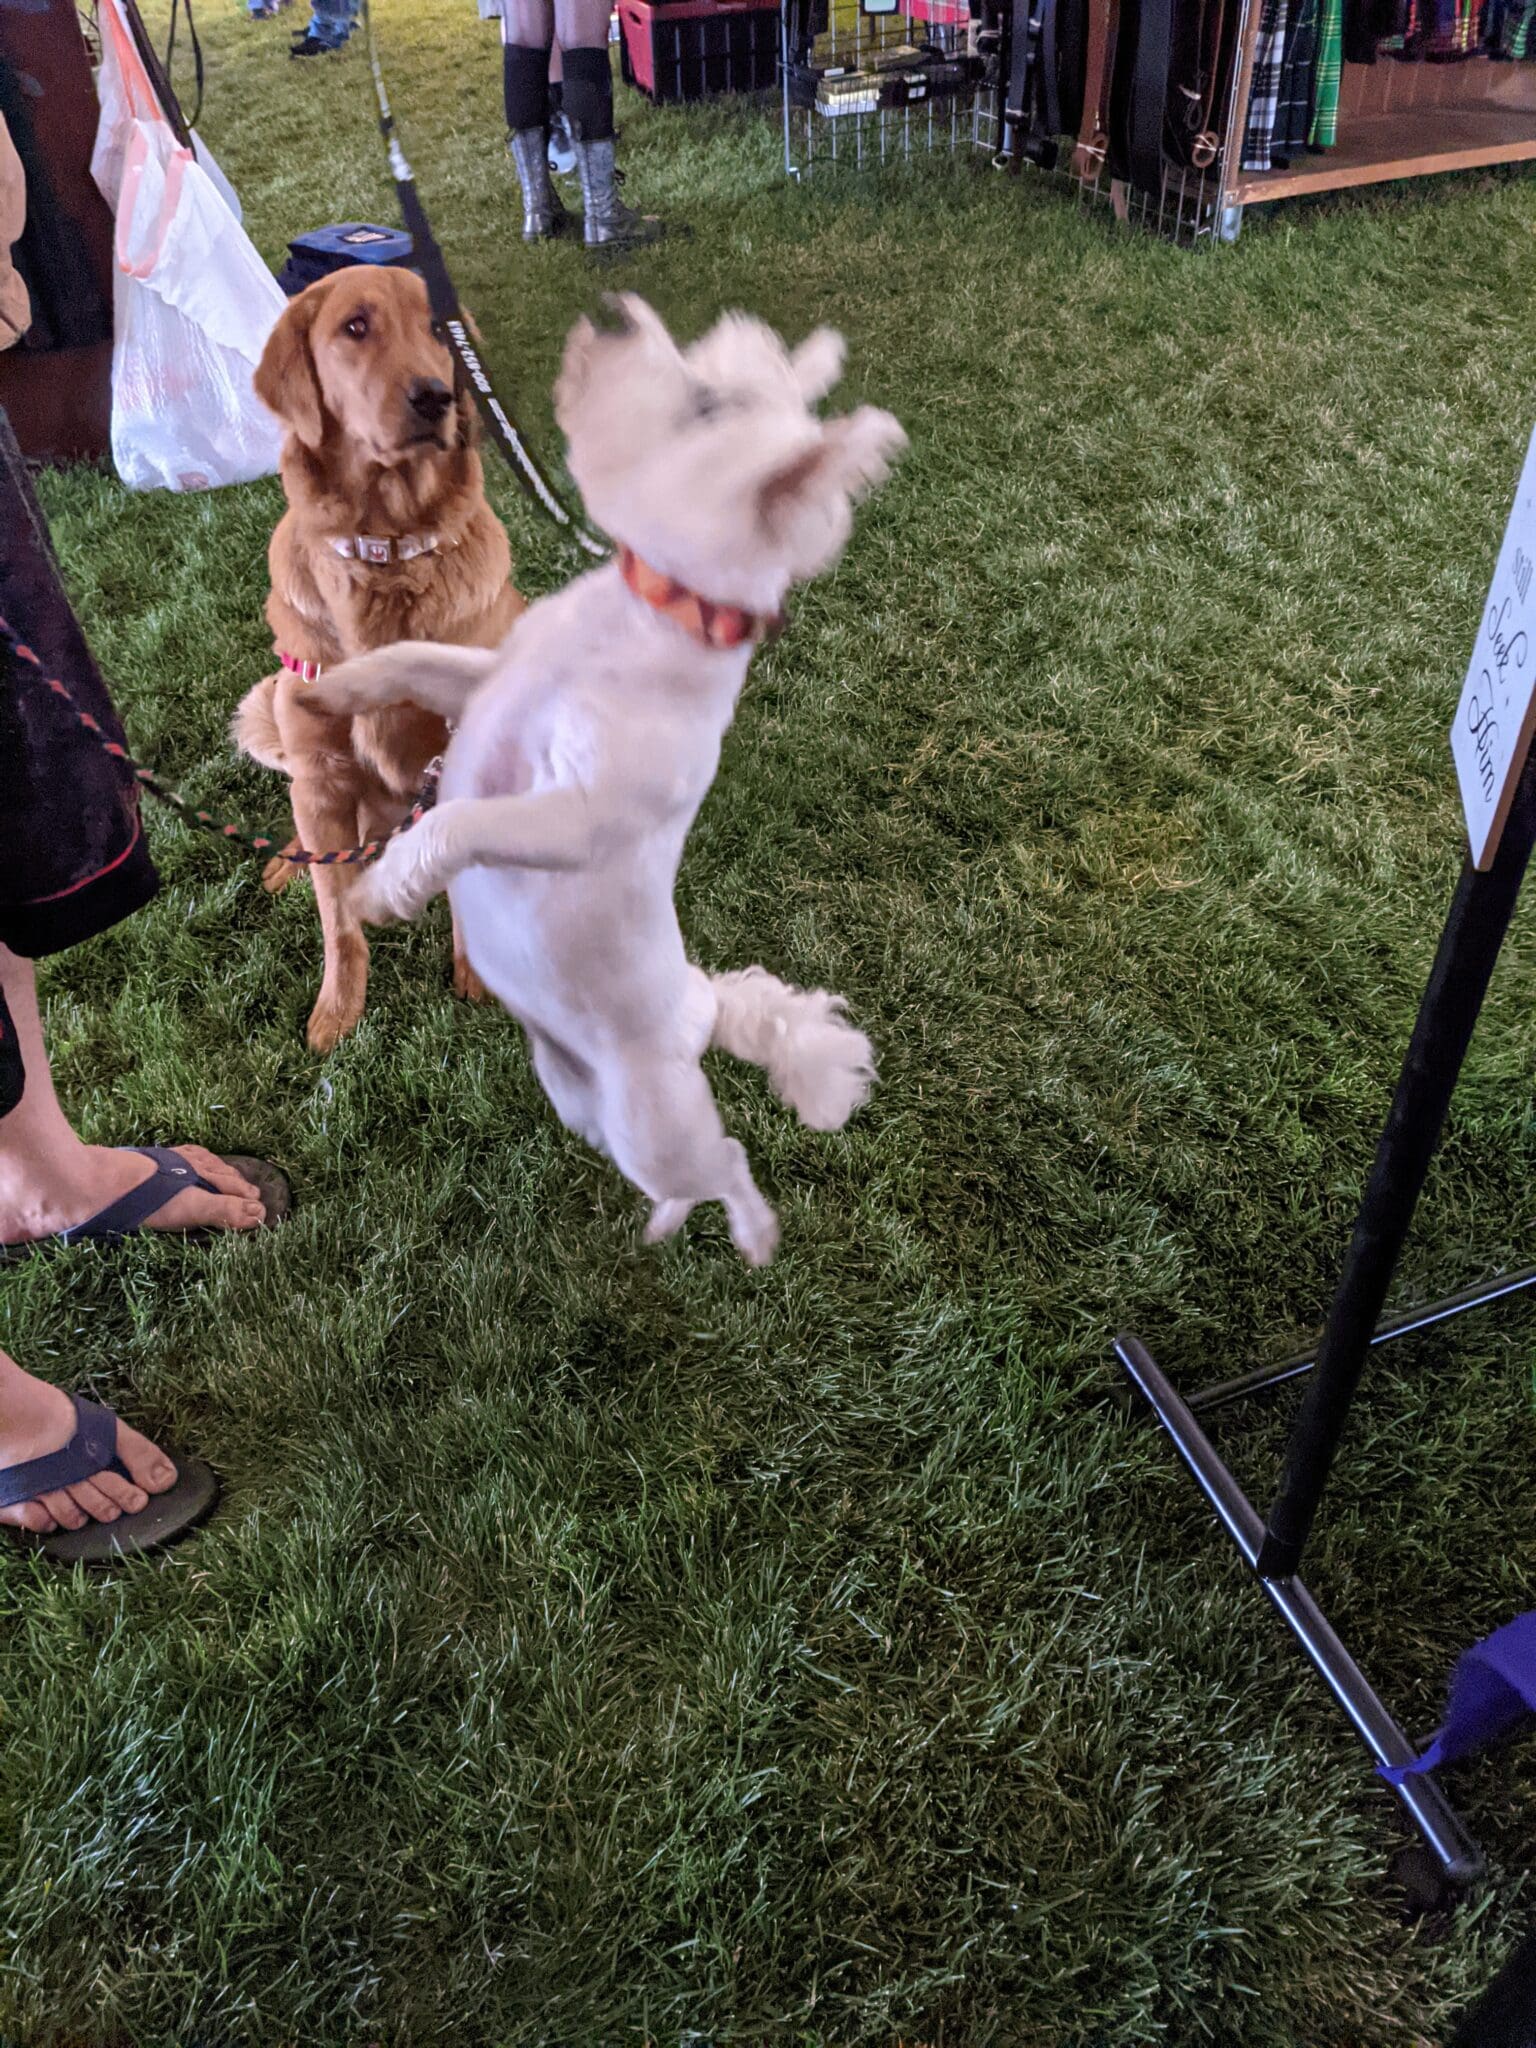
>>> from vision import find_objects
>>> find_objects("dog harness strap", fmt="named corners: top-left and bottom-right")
top-left (278, 650), bottom-right (324, 681)
top-left (617, 547), bottom-right (779, 652)
top-left (328, 533), bottom-right (440, 563)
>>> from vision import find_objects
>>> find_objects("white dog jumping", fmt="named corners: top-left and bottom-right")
top-left (295, 294), bottom-right (906, 1263)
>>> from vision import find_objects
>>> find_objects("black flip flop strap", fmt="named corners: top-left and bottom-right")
top-left (0, 1394), bottom-right (125, 1511)
top-left (55, 1147), bottom-right (217, 1248)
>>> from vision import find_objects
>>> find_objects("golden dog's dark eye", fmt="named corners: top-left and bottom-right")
top-left (344, 313), bottom-right (369, 340)
top-left (431, 320), bottom-right (446, 341)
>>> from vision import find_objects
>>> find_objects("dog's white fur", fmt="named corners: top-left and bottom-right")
top-left (296, 295), bottom-right (905, 1262)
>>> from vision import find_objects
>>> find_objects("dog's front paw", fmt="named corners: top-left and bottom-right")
top-left (352, 868), bottom-right (405, 927)
top-left (262, 849), bottom-right (298, 895)
top-left (644, 1198), bottom-right (693, 1245)
top-left (291, 671), bottom-right (366, 719)
top-left (307, 995), bottom-right (364, 1053)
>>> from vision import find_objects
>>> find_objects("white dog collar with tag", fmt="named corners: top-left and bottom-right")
top-left (329, 533), bottom-right (441, 564)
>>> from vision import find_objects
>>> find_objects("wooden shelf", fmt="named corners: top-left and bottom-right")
top-left (1230, 103), bottom-right (1536, 201)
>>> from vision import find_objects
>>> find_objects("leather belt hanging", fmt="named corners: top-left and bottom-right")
top-left (1107, 0), bottom-right (1227, 196)
top-left (1109, 0), bottom-right (1178, 195)
top-left (1176, 0), bottom-right (1227, 164)
top-left (1072, 0), bottom-right (1119, 178)
top-left (1002, 0), bottom-right (1061, 169)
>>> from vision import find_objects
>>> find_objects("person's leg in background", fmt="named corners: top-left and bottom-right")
top-left (0, 952), bottom-right (251, 1552)
top-left (502, 0), bottom-right (569, 241)
top-left (557, 0), bottom-right (666, 251)
top-left (547, 39), bottom-right (577, 174)
top-left (0, 1346), bottom-right (178, 1539)
top-left (0, 402), bottom-right (282, 1559)
top-left (0, 960), bottom-right (179, 1546)
top-left (291, 0), bottom-right (358, 57)
top-left (0, 946), bottom-right (265, 1247)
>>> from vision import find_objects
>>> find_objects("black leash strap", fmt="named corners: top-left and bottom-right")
top-left (120, 0), bottom-right (194, 148)
top-left (163, 0), bottom-right (204, 131)
top-left (360, 0), bottom-right (609, 560)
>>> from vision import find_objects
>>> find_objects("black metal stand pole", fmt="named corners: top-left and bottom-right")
top-left (1257, 744), bottom-right (1536, 1579)
top-left (1184, 1263), bottom-right (1536, 1418)
top-left (1116, 1333), bottom-right (1485, 1887)
top-left (1115, 740), bottom-right (1536, 1899)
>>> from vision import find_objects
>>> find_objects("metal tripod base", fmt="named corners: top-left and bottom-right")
top-left (1115, 1331), bottom-right (1486, 1895)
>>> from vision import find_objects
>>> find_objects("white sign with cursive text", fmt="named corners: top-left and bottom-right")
top-left (1454, 425), bottom-right (1536, 870)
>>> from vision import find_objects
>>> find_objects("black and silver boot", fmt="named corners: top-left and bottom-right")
top-left (572, 135), bottom-right (664, 254)
top-left (508, 126), bottom-right (569, 243)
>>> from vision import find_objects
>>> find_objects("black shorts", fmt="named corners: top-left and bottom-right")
top-left (0, 407), bottom-right (159, 1115)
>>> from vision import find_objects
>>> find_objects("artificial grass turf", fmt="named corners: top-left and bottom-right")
top-left (5, 7), bottom-right (1536, 2040)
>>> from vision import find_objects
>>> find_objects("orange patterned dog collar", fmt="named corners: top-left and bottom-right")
top-left (618, 546), bottom-right (781, 651)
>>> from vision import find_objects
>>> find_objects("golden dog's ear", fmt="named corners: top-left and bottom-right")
top-left (453, 374), bottom-right (477, 449)
top-left (255, 286), bottom-right (327, 450)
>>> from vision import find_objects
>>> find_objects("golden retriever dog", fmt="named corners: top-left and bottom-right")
top-left (234, 264), bottom-right (523, 1052)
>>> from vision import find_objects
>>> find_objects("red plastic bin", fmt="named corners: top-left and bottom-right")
top-left (618, 0), bottom-right (781, 101)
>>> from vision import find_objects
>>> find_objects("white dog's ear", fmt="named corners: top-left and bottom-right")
top-left (790, 328), bottom-right (846, 404)
top-left (824, 406), bottom-right (907, 493)
top-left (556, 295), bottom-right (678, 432)
top-left (555, 311), bottom-right (607, 433)
top-left (757, 407), bottom-right (906, 531)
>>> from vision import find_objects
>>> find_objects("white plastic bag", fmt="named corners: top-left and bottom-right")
top-left (93, 0), bottom-right (286, 491)
top-left (91, 0), bottom-right (243, 222)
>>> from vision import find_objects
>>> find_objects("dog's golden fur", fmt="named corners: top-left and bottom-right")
top-left (234, 264), bottom-right (523, 1050)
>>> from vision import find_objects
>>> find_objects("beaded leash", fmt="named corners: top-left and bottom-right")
top-left (1, 611), bottom-right (439, 867)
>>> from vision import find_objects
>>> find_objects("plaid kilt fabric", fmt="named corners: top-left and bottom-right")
top-left (1240, 0), bottom-right (1290, 169)
top-left (1272, 0), bottom-right (1319, 155)
top-left (1309, 0), bottom-right (1341, 144)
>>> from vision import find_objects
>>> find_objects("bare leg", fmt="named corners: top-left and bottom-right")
top-left (0, 946), bottom-right (264, 1245)
top-left (554, 0), bottom-right (610, 39)
top-left (0, 1347), bottom-right (178, 1536)
top-left (501, 0), bottom-right (553, 39)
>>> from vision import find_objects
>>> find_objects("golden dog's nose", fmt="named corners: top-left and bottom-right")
top-left (408, 378), bottom-right (452, 424)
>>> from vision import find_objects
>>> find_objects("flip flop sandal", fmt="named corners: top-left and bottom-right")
top-left (3, 1146), bottom-right (290, 1258)
top-left (1, 1393), bottom-right (219, 1567)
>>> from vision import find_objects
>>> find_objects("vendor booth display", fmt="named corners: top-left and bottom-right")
top-left (777, 0), bottom-right (1536, 239)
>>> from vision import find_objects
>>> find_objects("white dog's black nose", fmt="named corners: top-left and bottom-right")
top-left (408, 378), bottom-right (452, 424)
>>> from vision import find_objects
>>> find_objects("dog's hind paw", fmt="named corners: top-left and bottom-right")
top-left (644, 1199), bottom-right (692, 1244)
top-left (731, 1204), bottom-right (780, 1268)
top-left (262, 850), bottom-right (298, 895)
top-left (452, 951), bottom-right (490, 1003)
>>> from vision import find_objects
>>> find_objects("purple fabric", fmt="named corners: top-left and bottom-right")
top-left (1380, 1612), bottom-right (1536, 1784)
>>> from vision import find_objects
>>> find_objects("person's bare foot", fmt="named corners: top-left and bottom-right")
top-left (0, 1143), bottom-right (266, 1247)
top-left (0, 1356), bottom-right (177, 1536)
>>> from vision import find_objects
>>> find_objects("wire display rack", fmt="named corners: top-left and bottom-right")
top-left (780, 0), bottom-right (994, 177)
